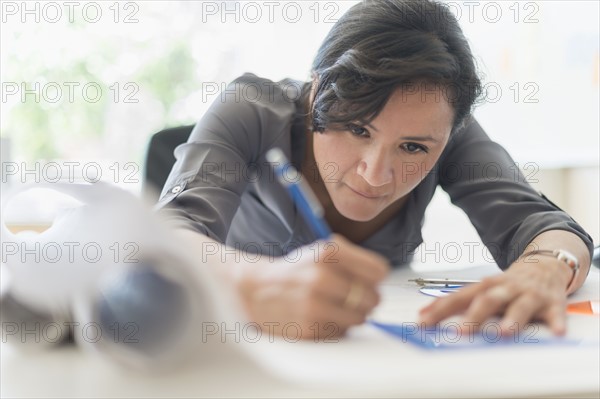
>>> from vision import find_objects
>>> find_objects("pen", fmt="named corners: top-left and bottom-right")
top-left (266, 147), bottom-right (332, 240)
top-left (408, 278), bottom-right (481, 287)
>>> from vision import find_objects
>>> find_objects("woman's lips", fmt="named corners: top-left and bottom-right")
top-left (346, 184), bottom-right (386, 199)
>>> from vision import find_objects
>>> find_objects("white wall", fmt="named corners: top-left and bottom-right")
top-left (415, 166), bottom-right (599, 271)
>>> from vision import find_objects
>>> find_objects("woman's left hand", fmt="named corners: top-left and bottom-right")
top-left (418, 255), bottom-right (574, 336)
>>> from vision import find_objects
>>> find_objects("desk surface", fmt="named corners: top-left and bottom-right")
top-left (2, 264), bottom-right (599, 398)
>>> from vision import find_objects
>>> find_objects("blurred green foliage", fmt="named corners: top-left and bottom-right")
top-left (1, 3), bottom-right (204, 162)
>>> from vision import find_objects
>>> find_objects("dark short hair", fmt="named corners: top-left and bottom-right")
top-left (307, 0), bottom-right (483, 135)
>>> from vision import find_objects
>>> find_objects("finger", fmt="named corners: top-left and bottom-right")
top-left (540, 302), bottom-right (567, 336)
top-left (498, 294), bottom-right (545, 336)
top-left (460, 285), bottom-right (519, 330)
top-left (357, 286), bottom-right (380, 313)
top-left (316, 234), bottom-right (390, 284)
top-left (308, 296), bottom-right (367, 330)
top-left (419, 276), bottom-right (503, 326)
top-left (311, 270), bottom-right (380, 315)
top-left (310, 266), bottom-right (352, 302)
top-left (332, 283), bottom-right (380, 314)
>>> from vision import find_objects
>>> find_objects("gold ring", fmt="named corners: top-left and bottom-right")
top-left (343, 281), bottom-right (364, 310)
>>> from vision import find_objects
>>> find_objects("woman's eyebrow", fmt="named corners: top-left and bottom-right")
top-left (400, 135), bottom-right (440, 143)
top-left (364, 122), bottom-right (440, 143)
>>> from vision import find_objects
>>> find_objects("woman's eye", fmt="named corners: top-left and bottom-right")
top-left (402, 142), bottom-right (428, 154)
top-left (347, 124), bottom-right (369, 137)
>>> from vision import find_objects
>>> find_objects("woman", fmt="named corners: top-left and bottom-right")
top-left (157, 0), bottom-right (593, 339)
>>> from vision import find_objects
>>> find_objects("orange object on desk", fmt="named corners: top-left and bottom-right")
top-left (567, 300), bottom-right (600, 315)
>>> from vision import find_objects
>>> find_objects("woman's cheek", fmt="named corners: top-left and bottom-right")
top-left (321, 161), bottom-right (342, 184)
top-left (396, 160), bottom-right (433, 190)
top-left (396, 159), bottom-right (423, 185)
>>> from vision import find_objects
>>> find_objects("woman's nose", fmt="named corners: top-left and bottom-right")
top-left (356, 149), bottom-right (393, 187)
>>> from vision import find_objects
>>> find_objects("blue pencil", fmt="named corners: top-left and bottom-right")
top-left (265, 147), bottom-right (332, 240)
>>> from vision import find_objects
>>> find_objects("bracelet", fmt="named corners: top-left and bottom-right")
top-left (520, 249), bottom-right (580, 292)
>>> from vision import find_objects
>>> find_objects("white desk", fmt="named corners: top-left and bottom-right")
top-left (2, 264), bottom-right (599, 398)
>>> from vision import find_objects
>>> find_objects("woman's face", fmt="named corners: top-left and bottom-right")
top-left (311, 84), bottom-right (454, 222)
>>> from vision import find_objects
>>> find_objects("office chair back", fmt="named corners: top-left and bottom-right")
top-left (143, 125), bottom-right (194, 202)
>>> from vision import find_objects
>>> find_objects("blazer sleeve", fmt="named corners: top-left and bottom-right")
top-left (154, 73), bottom-right (293, 243)
top-left (439, 118), bottom-right (594, 270)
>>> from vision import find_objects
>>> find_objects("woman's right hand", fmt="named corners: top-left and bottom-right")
top-left (234, 233), bottom-right (390, 340)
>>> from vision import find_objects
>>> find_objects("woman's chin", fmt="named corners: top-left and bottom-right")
top-left (334, 202), bottom-right (380, 222)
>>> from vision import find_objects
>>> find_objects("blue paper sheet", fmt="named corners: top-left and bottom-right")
top-left (368, 320), bottom-right (582, 350)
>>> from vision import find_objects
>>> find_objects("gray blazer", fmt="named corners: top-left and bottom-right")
top-left (156, 73), bottom-right (594, 268)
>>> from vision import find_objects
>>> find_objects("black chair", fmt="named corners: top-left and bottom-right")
top-left (142, 125), bottom-right (194, 202)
